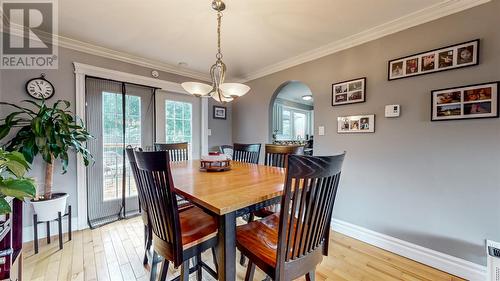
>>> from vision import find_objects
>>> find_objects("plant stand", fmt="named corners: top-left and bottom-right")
top-left (33, 205), bottom-right (72, 254)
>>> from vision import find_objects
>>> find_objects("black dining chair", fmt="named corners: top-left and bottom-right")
top-left (231, 143), bottom-right (261, 164)
top-left (154, 142), bottom-right (189, 161)
top-left (253, 144), bottom-right (305, 219)
top-left (219, 144), bottom-right (233, 159)
top-left (134, 150), bottom-right (219, 281)
top-left (239, 144), bottom-right (305, 266)
top-left (264, 144), bottom-right (304, 168)
top-left (126, 147), bottom-right (196, 267)
top-left (236, 153), bottom-right (346, 281)
top-left (154, 142), bottom-right (195, 209)
top-left (125, 147), bottom-right (152, 265)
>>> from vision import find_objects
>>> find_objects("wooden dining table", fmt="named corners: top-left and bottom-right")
top-left (170, 160), bottom-right (285, 281)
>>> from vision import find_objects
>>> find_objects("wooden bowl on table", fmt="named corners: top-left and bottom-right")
top-left (200, 152), bottom-right (231, 172)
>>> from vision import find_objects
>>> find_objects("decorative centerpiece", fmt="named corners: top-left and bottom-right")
top-left (200, 152), bottom-right (231, 172)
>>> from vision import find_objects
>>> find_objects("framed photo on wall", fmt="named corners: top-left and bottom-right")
top-left (337, 114), bottom-right (375, 133)
top-left (332, 77), bottom-right (366, 106)
top-left (213, 105), bottom-right (227, 120)
top-left (388, 39), bottom-right (479, 81)
top-left (431, 82), bottom-right (499, 121)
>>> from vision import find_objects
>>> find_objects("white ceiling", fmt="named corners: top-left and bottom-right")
top-left (277, 82), bottom-right (313, 106)
top-left (58, 0), bottom-right (486, 81)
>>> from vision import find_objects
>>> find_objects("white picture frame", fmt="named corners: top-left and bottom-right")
top-left (337, 114), bottom-right (375, 133)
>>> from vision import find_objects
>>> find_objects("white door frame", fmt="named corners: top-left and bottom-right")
top-left (73, 62), bottom-right (209, 230)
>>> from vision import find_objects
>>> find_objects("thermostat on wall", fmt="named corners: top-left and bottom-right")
top-left (385, 104), bottom-right (400, 118)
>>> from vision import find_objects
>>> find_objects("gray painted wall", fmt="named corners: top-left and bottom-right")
top-left (232, 1), bottom-right (500, 265)
top-left (208, 98), bottom-right (232, 151)
top-left (0, 45), bottom-right (229, 229)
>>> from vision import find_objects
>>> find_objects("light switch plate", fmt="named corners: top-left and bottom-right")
top-left (318, 126), bottom-right (325, 136)
top-left (207, 129), bottom-right (212, 136)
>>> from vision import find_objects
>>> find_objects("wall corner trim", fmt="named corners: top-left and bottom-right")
top-left (332, 219), bottom-right (487, 281)
top-left (238, 0), bottom-right (491, 82)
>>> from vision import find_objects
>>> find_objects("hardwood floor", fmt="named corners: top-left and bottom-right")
top-left (22, 216), bottom-right (465, 281)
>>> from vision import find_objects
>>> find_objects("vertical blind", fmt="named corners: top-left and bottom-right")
top-left (85, 77), bottom-right (156, 228)
top-left (273, 103), bottom-right (283, 135)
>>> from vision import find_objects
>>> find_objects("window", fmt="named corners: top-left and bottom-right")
top-left (102, 92), bottom-right (141, 201)
top-left (165, 100), bottom-right (192, 145)
top-left (276, 106), bottom-right (311, 140)
top-left (282, 110), bottom-right (291, 138)
top-left (293, 112), bottom-right (306, 139)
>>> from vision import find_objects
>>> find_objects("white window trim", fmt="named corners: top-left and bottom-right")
top-left (165, 100), bottom-right (194, 158)
top-left (74, 62), bottom-right (209, 230)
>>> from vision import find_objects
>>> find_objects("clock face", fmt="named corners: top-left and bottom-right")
top-left (26, 78), bottom-right (55, 100)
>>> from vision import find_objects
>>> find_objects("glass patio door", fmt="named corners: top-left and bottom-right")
top-left (86, 77), bottom-right (155, 228)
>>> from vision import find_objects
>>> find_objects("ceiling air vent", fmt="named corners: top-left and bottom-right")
top-left (487, 240), bottom-right (500, 281)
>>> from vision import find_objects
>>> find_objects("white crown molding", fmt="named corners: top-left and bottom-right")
top-left (238, 0), bottom-right (491, 82)
top-left (332, 219), bottom-right (487, 281)
top-left (60, 36), bottom-right (211, 82)
top-left (1, 20), bottom-right (211, 82)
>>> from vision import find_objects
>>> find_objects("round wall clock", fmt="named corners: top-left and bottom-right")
top-left (25, 74), bottom-right (55, 100)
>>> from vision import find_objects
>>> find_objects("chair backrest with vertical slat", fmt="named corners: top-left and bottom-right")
top-left (154, 142), bottom-right (189, 161)
top-left (276, 153), bottom-right (345, 280)
top-left (134, 150), bottom-right (183, 265)
top-left (219, 145), bottom-right (233, 158)
top-left (264, 144), bottom-right (304, 168)
top-left (125, 147), bottom-right (147, 213)
top-left (232, 143), bottom-right (261, 164)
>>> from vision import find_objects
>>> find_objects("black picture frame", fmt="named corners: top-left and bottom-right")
top-left (331, 77), bottom-right (366, 106)
top-left (431, 81), bottom-right (499, 121)
top-left (213, 105), bottom-right (227, 120)
top-left (388, 39), bottom-right (480, 81)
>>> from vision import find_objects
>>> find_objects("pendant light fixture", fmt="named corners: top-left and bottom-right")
top-left (181, 0), bottom-right (250, 103)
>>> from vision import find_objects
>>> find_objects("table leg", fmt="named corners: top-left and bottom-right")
top-left (217, 211), bottom-right (236, 281)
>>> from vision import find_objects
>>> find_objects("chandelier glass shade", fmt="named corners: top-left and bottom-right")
top-left (181, 0), bottom-right (250, 103)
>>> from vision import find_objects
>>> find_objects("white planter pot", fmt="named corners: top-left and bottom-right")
top-left (31, 193), bottom-right (69, 222)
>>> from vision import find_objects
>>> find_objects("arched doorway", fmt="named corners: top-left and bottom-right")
top-left (269, 81), bottom-right (314, 155)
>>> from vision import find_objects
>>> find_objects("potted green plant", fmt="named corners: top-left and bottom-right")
top-left (0, 149), bottom-right (36, 214)
top-left (0, 100), bottom-right (93, 221)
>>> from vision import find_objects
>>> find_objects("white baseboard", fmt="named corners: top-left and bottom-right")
top-left (23, 216), bottom-right (80, 243)
top-left (332, 219), bottom-right (487, 281)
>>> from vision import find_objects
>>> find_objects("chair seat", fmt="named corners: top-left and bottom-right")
top-left (253, 208), bottom-right (276, 218)
top-left (236, 214), bottom-right (281, 274)
top-left (180, 206), bottom-right (218, 249)
top-left (178, 197), bottom-right (194, 211)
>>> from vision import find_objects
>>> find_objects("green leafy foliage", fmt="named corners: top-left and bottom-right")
top-left (0, 149), bottom-right (36, 214)
top-left (0, 100), bottom-right (94, 172)
top-left (0, 100), bottom-right (94, 200)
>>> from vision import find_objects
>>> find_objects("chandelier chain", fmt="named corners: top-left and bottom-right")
top-left (216, 11), bottom-right (223, 60)
top-left (181, 0), bottom-right (249, 103)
